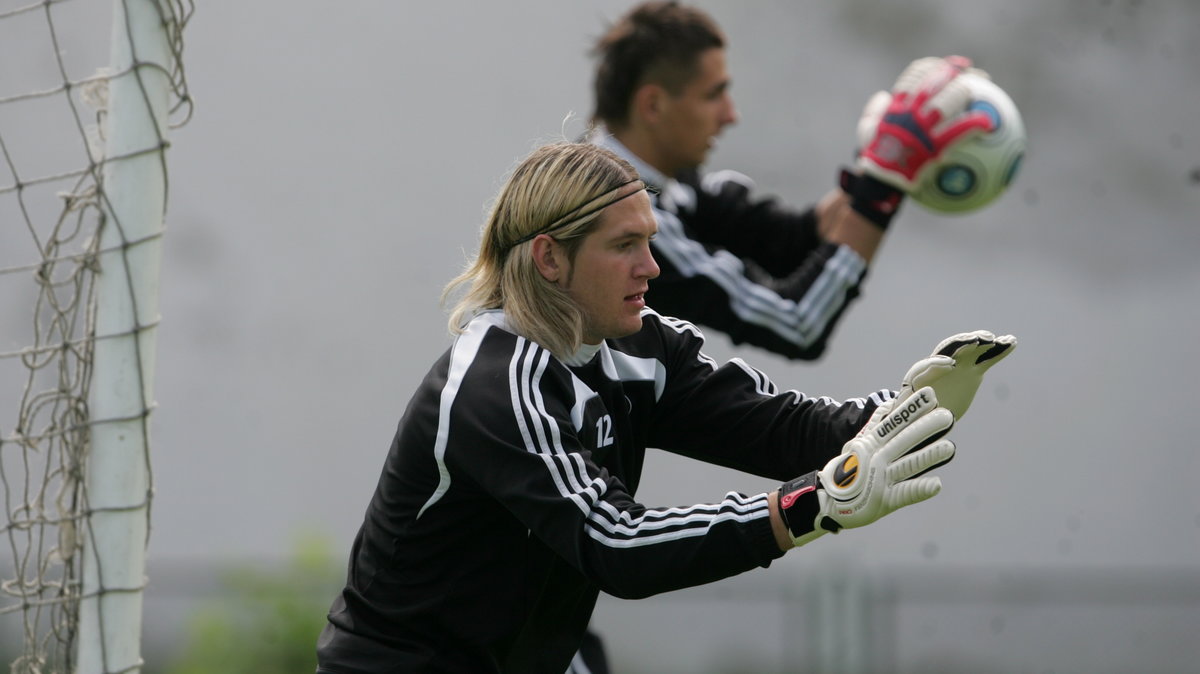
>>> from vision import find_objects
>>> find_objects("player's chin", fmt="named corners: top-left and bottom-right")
top-left (615, 306), bottom-right (646, 336)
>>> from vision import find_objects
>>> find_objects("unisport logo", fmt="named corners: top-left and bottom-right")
top-left (875, 390), bottom-right (933, 440)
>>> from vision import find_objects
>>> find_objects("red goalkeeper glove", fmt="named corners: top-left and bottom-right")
top-left (857, 55), bottom-right (997, 192)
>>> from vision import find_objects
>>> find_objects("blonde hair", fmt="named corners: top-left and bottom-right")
top-left (443, 142), bottom-right (640, 358)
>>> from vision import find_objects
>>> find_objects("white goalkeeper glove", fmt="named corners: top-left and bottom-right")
top-left (778, 386), bottom-right (956, 547)
top-left (856, 55), bottom-right (996, 193)
top-left (899, 330), bottom-right (1017, 421)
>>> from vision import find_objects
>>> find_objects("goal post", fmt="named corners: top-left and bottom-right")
top-left (76, 0), bottom-right (177, 671)
top-left (0, 0), bottom-right (192, 672)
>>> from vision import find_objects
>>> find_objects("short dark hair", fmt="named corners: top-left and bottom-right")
top-left (590, 1), bottom-right (725, 130)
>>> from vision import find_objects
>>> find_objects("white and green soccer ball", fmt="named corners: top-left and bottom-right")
top-left (911, 72), bottom-right (1026, 214)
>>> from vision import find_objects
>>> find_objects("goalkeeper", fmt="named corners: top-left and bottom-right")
top-left (584, 2), bottom-right (996, 360)
top-left (315, 141), bottom-right (1014, 673)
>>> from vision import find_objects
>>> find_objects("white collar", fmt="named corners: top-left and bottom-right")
top-left (586, 127), bottom-right (673, 192)
top-left (561, 341), bottom-right (602, 367)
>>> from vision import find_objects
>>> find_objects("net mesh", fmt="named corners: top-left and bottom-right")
top-left (0, 1), bottom-right (192, 671)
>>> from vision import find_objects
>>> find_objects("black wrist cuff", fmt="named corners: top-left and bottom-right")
top-left (839, 168), bottom-right (904, 231)
top-left (778, 472), bottom-right (822, 540)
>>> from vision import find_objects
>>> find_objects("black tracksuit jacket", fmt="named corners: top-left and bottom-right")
top-left (316, 310), bottom-right (886, 673)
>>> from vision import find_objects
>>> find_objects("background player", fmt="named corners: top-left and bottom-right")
top-left (585, 1), bottom-right (995, 360)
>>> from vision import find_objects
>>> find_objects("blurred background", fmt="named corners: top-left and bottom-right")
top-left (3, 0), bottom-right (1199, 672)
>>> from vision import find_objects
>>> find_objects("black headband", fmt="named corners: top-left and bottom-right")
top-left (508, 178), bottom-right (648, 248)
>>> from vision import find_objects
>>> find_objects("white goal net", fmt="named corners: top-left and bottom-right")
top-left (0, 1), bottom-right (192, 672)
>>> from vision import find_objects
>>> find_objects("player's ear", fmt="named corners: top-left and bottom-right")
top-left (632, 82), bottom-right (667, 125)
top-left (530, 234), bottom-right (564, 284)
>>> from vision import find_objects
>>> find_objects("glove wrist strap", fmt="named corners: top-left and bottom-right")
top-left (779, 471), bottom-right (833, 547)
top-left (840, 168), bottom-right (904, 231)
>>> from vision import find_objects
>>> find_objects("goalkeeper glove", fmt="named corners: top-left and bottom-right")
top-left (854, 57), bottom-right (991, 155)
top-left (899, 330), bottom-right (1017, 421)
top-left (839, 56), bottom-right (984, 230)
top-left (856, 55), bottom-right (997, 193)
top-left (778, 386), bottom-right (956, 547)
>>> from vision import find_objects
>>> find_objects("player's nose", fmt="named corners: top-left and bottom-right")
top-left (720, 94), bottom-right (738, 127)
top-left (637, 244), bottom-right (660, 280)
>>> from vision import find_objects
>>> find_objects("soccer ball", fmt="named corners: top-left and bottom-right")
top-left (909, 72), bottom-right (1026, 214)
